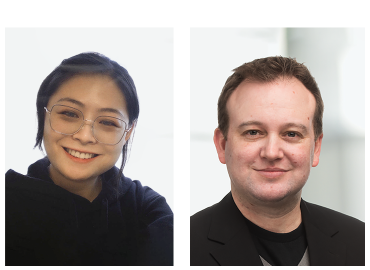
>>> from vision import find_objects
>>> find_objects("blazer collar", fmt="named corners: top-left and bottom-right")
top-left (206, 193), bottom-right (347, 266)
top-left (207, 193), bottom-right (262, 266)
top-left (300, 199), bottom-right (346, 266)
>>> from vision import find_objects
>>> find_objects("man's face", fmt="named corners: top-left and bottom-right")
top-left (214, 78), bottom-right (323, 204)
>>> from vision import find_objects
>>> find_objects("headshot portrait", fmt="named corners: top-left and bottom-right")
top-left (5, 28), bottom-right (173, 266)
top-left (190, 28), bottom-right (364, 266)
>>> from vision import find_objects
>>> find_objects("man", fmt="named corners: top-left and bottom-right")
top-left (190, 56), bottom-right (364, 266)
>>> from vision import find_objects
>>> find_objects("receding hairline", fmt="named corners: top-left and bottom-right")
top-left (225, 76), bottom-right (317, 136)
top-left (236, 75), bottom-right (302, 88)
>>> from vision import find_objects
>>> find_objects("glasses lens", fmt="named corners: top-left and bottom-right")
top-left (93, 116), bottom-right (127, 145)
top-left (50, 105), bottom-right (83, 135)
top-left (49, 105), bottom-right (127, 145)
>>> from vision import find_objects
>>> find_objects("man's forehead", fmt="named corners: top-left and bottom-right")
top-left (227, 79), bottom-right (316, 132)
top-left (227, 77), bottom-right (316, 126)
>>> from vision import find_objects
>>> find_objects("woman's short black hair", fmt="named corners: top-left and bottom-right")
top-left (35, 52), bottom-right (139, 180)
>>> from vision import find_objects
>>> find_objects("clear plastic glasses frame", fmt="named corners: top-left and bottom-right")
top-left (44, 104), bottom-right (130, 145)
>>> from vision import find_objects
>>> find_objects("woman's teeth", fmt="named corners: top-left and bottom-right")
top-left (66, 148), bottom-right (96, 159)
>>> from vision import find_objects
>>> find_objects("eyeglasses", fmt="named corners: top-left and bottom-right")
top-left (44, 104), bottom-right (129, 145)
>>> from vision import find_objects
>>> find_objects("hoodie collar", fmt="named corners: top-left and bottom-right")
top-left (26, 157), bottom-right (127, 205)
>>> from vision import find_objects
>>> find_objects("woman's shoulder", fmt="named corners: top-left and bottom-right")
top-left (107, 171), bottom-right (173, 220)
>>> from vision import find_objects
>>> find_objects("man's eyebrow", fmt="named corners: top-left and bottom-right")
top-left (282, 123), bottom-right (308, 134)
top-left (238, 121), bottom-right (309, 134)
top-left (238, 121), bottom-right (264, 129)
top-left (56, 97), bottom-right (125, 119)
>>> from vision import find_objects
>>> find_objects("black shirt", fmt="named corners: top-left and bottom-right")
top-left (245, 218), bottom-right (307, 266)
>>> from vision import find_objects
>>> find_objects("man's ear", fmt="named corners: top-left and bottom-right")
top-left (312, 133), bottom-right (323, 167)
top-left (214, 128), bottom-right (227, 164)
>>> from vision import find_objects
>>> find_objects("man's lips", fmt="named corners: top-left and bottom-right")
top-left (254, 168), bottom-right (289, 178)
top-left (256, 168), bottom-right (288, 172)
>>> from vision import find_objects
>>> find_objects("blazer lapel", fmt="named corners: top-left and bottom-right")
top-left (203, 195), bottom-right (347, 266)
top-left (207, 193), bottom-right (262, 266)
top-left (301, 199), bottom-right (346, 266)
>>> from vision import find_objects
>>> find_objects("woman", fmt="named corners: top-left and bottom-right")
top-left (5, 52), bottom-right (173, 266)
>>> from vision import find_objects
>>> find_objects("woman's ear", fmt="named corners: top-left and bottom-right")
top-left (124, 120), bottom-right (136, 141)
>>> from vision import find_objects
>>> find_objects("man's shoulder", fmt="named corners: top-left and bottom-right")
top-left (190, 200), bottom-right (220, 265)
top-left (302, 199), bottom-right (364, 229)
top-left (191, 202), bottom-right (217, 237)
top-left (305, 198), bottom-right (365, 249)
top-left (301, 200), bottom-right (364, 265)
top-left (191, 193), bottom-right (234, 232)
top-left (190, 192), bottom-right (240, 243)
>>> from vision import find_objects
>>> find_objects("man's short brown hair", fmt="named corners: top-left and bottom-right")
top-left (217, 56), bottom-right (324, 141)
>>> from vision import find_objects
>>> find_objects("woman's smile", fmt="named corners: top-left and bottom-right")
top-left (63, 147), bottom-right (100, 163)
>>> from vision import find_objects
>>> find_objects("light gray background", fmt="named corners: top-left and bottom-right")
top-left (5, 28), bottom-right (174, 210)
top-left (190, 28), bottom-right (365, 222)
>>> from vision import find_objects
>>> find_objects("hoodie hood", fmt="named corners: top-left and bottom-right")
top-left (25, 157), bottom-right (131, 204)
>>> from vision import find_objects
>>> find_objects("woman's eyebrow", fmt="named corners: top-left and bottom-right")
top-left (56, 97), bottom-right (84, 107)
top-left (56, 97), bottom-right (125, 119)
top-left (98, 108), bottom-right (125, 118)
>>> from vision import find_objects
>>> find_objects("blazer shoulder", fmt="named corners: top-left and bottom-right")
top-left (190, 202), bottom-right (223, 266)
top-left (303, 200), bottom-right (364, 230)
top-left (302, 200), bottom-right (364, 265)
top-left (191, 204), bottom-right (215, 236)
top-left (305, 198), bottom-right (365, 246)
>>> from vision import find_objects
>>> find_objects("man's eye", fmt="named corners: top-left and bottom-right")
top-left (247, 130), bottom-right (259, 136)
top-left (285, 132), bottom-right (303, 139)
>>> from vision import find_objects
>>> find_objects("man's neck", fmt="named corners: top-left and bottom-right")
top-left (231, 190), bottom-right (302, 234)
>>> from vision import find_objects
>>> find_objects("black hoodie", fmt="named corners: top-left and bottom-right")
top-left (5, 158), bottom-right (173, 266)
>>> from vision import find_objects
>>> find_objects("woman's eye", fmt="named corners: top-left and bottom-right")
top-left (61, 111), bottom-right (79, 118)
top-left (100, 120), bottom-right (117, 127)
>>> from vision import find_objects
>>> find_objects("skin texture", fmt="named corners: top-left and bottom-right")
top-left (214, 78), bottom-right (323, 233)
top-left (43, 74), bottom-right (133, 202)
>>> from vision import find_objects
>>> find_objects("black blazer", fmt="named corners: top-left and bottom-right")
top-left (190, 193), bottom-right (364, 266)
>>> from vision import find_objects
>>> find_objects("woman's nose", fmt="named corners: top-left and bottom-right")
top-left (72, 119), bottom-right (97, 144)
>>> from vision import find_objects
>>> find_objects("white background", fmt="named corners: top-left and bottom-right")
top-left (5, 28), bottom-right (174, 209)
top-left (190, 28), bottom-right (365, 223)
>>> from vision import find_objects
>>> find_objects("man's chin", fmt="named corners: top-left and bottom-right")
top-left (250, 189), bottom-right (301, 206)
top-left (254, 194), bottom-right (288, 204)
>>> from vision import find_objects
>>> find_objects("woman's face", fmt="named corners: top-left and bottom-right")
top-left (43, 74), bottom-right (131, 183)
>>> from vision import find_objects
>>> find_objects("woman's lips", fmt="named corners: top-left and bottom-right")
top-left (63, 148), bottom-right (100, 164)
top-left (63, 147), bottom-right (98, 155)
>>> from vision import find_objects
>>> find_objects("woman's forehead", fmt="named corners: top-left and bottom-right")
top-left (48, 74), bottom-right (128, 119)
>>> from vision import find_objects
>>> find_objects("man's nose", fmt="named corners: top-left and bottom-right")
top-left (260, 135), bottom-right (284, 161)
